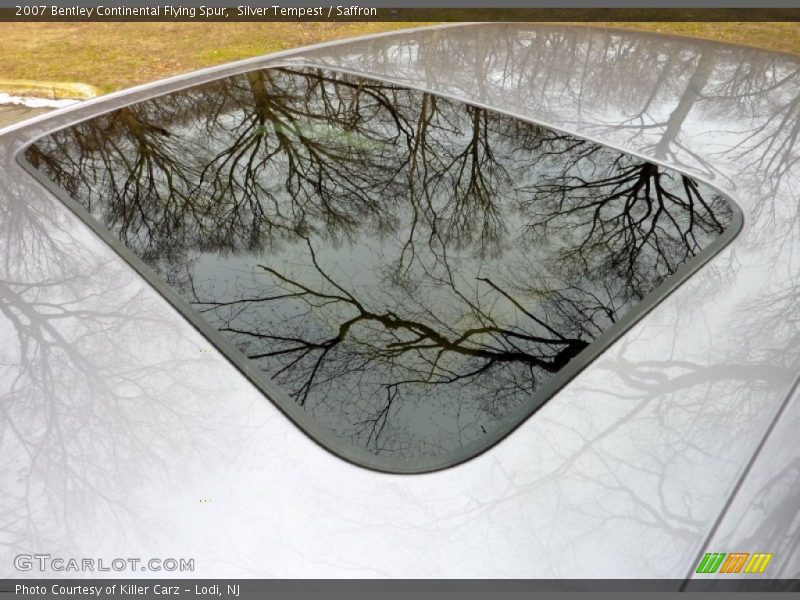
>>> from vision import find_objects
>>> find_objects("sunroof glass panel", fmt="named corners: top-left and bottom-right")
top-left (23, 66), bottom-right (739, 472)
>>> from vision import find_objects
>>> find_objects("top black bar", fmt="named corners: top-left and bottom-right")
top-left (1, 5), bottom-right (799, 21)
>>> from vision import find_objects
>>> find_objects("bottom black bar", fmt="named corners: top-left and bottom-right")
top-left (1, 579), bottom-right (800, 597)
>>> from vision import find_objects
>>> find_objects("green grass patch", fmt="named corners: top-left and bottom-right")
top-left (0, 22), bottom-right (797, 95)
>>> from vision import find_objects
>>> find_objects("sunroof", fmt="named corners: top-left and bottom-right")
top-left (22, 66), bottom-right (740, 472)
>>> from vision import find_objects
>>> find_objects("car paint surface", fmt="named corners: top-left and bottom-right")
top-left (1, 23), bottom-right (799, 580)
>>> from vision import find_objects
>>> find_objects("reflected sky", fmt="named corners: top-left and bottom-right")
top-left (25, 66), bottom-right (735, 468)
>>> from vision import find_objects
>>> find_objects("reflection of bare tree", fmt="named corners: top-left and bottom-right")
top-left (26, 103), bottom-right (199, 266)
top-left (0, 178), bottom-right (236, 558)
top-left (195, 69), bottom-right (409, 249)
top-left (26, 66), bottom-right (733, 458)
top-left (211, 240), bottom-right (587, 402)
top-left (410, 99), bottom-right (510, 257)
top-left (525, 145), bottom-right (729, 300)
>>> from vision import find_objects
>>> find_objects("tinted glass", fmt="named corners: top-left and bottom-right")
top-left (23, 67), bottom-right (738, 472)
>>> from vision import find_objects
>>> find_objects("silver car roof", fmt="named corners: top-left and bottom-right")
top-left (1, 23), bottom-right (798, 579)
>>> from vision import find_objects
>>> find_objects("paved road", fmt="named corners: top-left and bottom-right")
top-left (0, 104), bottom-right (52, 128)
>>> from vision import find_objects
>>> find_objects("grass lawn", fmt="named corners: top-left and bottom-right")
top-left (0, 22), bottom-right (797, 95)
